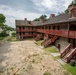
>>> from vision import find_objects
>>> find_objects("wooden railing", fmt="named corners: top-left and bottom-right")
top-left (37, 29), bottom-right (76, 39)
top-left (60, 44), bottom-right (71, 58)
top-left (69, 31), bottom-right (76, 39)
top-left (35, 34), bottom-right (42, 41)
top-left (44, 36), bottom-right (58, 47)
top-left (17, 29), bottom-right (76, 39)
top-left (17, 29), bottom-right (36, 32)
top-left (37, 29), bottom-right (68, 37)
top-left (65, 48), bottom-right (76, 63)
top-left (53, 30), bottom-right (68, 37)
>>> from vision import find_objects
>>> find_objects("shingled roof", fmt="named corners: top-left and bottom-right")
top-left (15, 13), bottom-right (76, 26)
top-left (38, 13), bottom-right (76, 25)
top-left (15, 20), bottom-right (40, 26)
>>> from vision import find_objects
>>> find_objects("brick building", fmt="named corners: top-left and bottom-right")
top-left (15, 3), bottom-right (76, 63)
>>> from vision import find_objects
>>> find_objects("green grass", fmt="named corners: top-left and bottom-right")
top-left (44, 46), bottom-right (58, 53)
top-left (7, 36), bottom-right (17, 42)
top-left (0, 36), bottom-right (6, 41)
top-left (36, 40), bottom-right (58, 53)
top-left (36, 40), bottom-right (43, 46)
top-left (62, 64), bottom-right (76, 75)
top-left (53, 56), bottom-right (60, 60)
top-left (43, 71), bottom-right (51, 75)
top-left (36, 40), bottom-right (76, 75)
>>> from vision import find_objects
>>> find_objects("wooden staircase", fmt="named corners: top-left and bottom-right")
top-left (35, 34), bottom-right (42, 41)
top-left (43, 36), bottom-right (58, 48)
top-left (41, 38), bottom-right (48, 46)
top-left (60, 43), bottom-right (72, 58)
top-left (64, 48), bottom-right (76, 63)
top-left (60, 44), bottom-right (76, 63)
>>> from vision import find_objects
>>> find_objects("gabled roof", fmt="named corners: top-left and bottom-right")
top-left (15, 13), bottom-right (76, 27)
top-left (15, 20), bottom-right (30, 26)
top-left (30, 21), bottom-right (40, 26)
top-left (15, 20), bottom-right (40, 26)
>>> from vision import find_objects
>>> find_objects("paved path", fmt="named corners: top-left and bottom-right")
top-left (0, 40), bottom-right (71, 75)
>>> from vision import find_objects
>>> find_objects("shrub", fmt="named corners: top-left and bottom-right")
top-left (0, 30), bottom-right (9, 37)
top-left (12, 32), bottom-right (16, 37)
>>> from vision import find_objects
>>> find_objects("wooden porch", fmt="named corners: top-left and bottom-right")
top-left (37, 29), bottom-right (76, 39)
top-left (17, 29), bottom-right (36, 32)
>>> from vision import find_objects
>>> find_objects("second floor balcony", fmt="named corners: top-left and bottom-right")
top-left (16, 29), bottom-right (36, 32)
top-left (37, 29), bottom-right (76, 39)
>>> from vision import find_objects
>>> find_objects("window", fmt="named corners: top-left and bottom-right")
top-left (53, 26), bottom-right (55, 29)
top-left (57, 25), bottom-right (60, 30)
top-left (49, 26), bottom-right (51, 29)
top-left (19, 27), bottom-right (21, 29)
top-left (23, 27), bottom-right (25, 29)
top-left (28, 21), bottom-right (31, 24)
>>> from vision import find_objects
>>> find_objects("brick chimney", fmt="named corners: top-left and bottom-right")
top-left (25, 18), bottom-right (27, 21)
top-left (69, 2), bottom-right (76, 18)
top-left (49, 14), bottom-right (55, 19)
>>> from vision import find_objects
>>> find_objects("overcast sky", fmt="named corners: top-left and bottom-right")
top-left (0, 0), bottom-right (73, 28)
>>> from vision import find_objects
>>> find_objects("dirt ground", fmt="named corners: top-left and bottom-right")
top-left (0, 40), bottom-right (71, 75)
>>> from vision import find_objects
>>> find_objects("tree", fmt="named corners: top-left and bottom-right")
top-left (58, 12), bottom-right (64, 15)
top-left (1, 24), bottom-right (15, 31)
top-left (12, 32), bottom-right (16, 37)
top-left (0, 14), bottom-right (6, 28)
top-left (0, 14), bottom-right (6, 23)
top-left (33, 15), bottom-right (47, 21)
top-left (0, 30), bottom-right (9, 37)
top-left (5, 25), bottom-right (15, 31)
top-left (33, 18), bottom-right (39, 21)
top-left (39, 15), bottom-right (47, 19)
top-left (0, 23), bottom-right (3, 27)
top-left (0, 13), bottom-right (16, 37)
top-left (65, 9), bottom-right (69, 13)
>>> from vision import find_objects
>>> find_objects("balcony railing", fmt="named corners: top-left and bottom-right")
top-left (22, 34), bottom-right (36, 37)
top-left (17, 29), bottom-right (76, 39)
top-left (37, 29), bottom-right (68, 38)
top-left (69, 31), bottom-right (76, 39)
top-left (17, 29), bottom-right (36, 32)
top-left (37, 29), bottom-right (76, 39)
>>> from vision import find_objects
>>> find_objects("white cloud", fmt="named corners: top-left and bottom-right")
top-left (32, 0), bottom-right (57, 10)
top-left (64, 0), bottom-right (73, 8)
top-left (6, 17), bottom-right (15, 27)
top-left (41, 0), bottom-right (57, 10)
top-left (32, 0), bottom-right (73, 13)
top-left (0, 5), bottom-right (42, 28)
top-left (0, 0), bottom-right (73, 28)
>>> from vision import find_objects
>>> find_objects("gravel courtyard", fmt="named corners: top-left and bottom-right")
top-left (0, 40), bottom-right (71, 75)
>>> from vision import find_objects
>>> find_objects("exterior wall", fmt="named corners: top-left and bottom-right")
top-left (16, 22), bottom-right (76, 40)
top-left (69, 38), bottom-right (76, 48)
top-left (55, 37), bottom-right (69, 51)
top-left (16, 26), bottom-right (37, 40)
